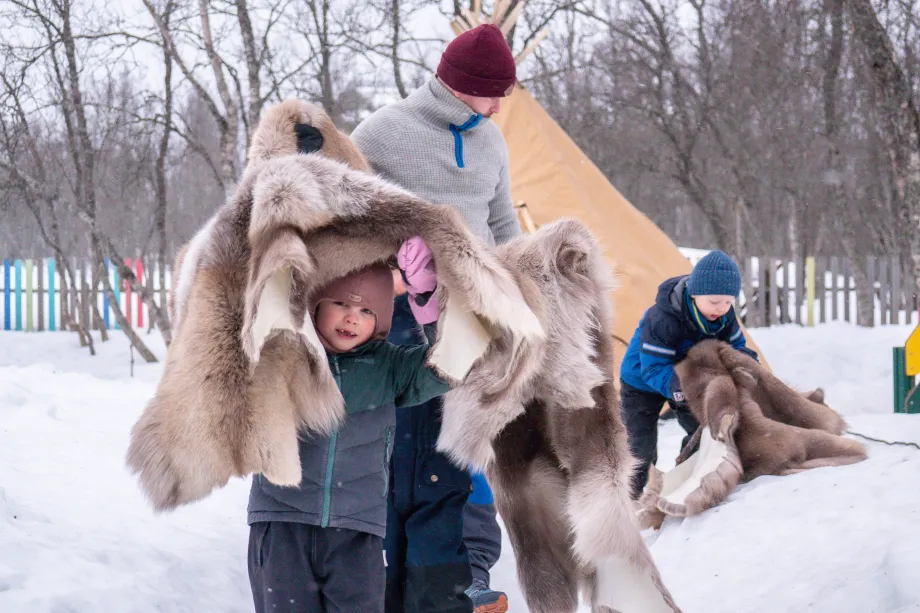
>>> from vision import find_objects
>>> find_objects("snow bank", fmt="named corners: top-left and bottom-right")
top-left (1, 324), bottom-right (918, 612)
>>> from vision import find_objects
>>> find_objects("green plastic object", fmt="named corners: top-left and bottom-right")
top-left (893, 346), bottom-right (920, 413)
top-left (894, 347), bottom-right (910, 413)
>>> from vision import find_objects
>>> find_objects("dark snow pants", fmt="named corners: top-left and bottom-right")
top-left (248, 521), bottom-right (384, 613)
top-left (619, 380), bottom-right (700, 498)
top-left (384, 294), bottom-right (475, 613)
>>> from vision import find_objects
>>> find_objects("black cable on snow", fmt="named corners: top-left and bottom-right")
top-left (846, 430), bottom-right (920, 450)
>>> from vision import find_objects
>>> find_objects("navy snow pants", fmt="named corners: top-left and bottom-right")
top-left (619, 380), bottom-right (700, 498)
top-left (384, 294), bottom-right (501, 613)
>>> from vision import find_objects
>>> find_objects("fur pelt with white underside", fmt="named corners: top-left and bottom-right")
top-left (437, 223), bottom-right (681, 613)
top-left (125, 99), bottom-right (544, 512)
top-left (638, 340), bottom-right (868, 527)
top-left (125, 99), bottom-right (681, 613)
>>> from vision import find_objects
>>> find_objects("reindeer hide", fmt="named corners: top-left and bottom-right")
top-left (125, 99), bottom-right (544, 512)
top-left (639, 340), bottom-right (867, 526)
top-left (435, 221), bottom-right (682, 613)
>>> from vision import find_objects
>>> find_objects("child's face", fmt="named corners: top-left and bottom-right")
top-left (693, 294), bottom-right (735, 321)
top-left (315, 300), bottom-right (377, 351)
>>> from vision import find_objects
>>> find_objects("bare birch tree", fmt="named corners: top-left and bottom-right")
top-left (846, 0), bottom-right (920, 298)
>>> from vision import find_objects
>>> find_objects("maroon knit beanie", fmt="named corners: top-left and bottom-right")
top-left (437, 24), bottom-right (517, 98)
top-left (309, 262), bottom-right (395, 341)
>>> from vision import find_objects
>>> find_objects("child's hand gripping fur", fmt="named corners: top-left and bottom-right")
top-left (398, 236), bottom-right (439, 325)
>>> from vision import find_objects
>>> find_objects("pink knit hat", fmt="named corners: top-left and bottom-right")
top-left (309, 262), bottom-right (395, 340)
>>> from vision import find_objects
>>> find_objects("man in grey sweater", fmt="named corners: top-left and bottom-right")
top-left (351, 23), bottom-right (520, 613)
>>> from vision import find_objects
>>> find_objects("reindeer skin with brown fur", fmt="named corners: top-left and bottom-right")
top-left (126, 99), bottom-right (544, 513)
top-left (440, 222), bottom-right (682, 613)
top-left (639, 340), bottom-right (867, 526)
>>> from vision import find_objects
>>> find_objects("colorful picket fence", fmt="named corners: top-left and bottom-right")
top-left (3, 252), bottom-right (916, 332)
top-left (681, 251), bottom-right (917, 327)
top-left (1, 257), bottom-right (169, 332)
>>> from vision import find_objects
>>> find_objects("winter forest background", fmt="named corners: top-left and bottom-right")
top-left (2, 0), bottom-right (920, 341)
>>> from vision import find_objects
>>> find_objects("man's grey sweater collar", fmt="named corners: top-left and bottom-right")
top-left (407, 78), bottom-right (490, 129)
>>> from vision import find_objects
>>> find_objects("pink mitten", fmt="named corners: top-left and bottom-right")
top-left (398, 236), bottom-right (437, 293)
top-left (397, 236), bottom-right (440, 324)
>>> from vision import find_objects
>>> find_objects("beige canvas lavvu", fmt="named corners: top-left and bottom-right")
top-left (492, 84), bottom-right (765, 371)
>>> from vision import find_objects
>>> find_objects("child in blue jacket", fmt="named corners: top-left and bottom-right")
top-left (619, 250), bottom-right (758, 498)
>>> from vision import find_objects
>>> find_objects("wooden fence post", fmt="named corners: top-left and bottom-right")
top-left (15, 259), bottom-right (22, 331)
top-left (68, 256), bottom-right (77, 330)
top-left (159, 259), bottom-right (167, 318)
top-left (124, 258), bottom-right (133, 328)
top-left (879, 258), bottom-right (889, 325)
top-left (81, 259), bottom-right (90, 332)
top-left (113, 262), bottom-right (121, 330)
top-left (782, 257), bottom-right (795, 324)
top-left (136, 258), bottom-right (144, 329)
top-left (866, 255), bottom-right (876, 326)
top-left (843, 258), bottom-right (851, 323)
top-left (90, 259), bottom-right (99, 331)
top-left (744, 257), bottom-right (755, 325)
top-left (806, 256), bottom-right (815, 326)
top-left (891, 255), bottom-right (901, 325)
top-left (2, 259), bottom-right (9, 331)
top-left (37, 259), bottom-right (44, 332)
top-left (103, 259), bottom-right (111, 330)
top-left (48, 258), bottom-right (56, 331)
top-left (817, 256), bottom-right (826, 324)
top-left (795, 255), bottom-right (804, 325)
top-left (25, 259), bottom-right (33, 332)
top-left (769, 258), bottom-right (779, 326)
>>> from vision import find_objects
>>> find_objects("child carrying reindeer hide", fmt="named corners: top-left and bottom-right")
top-left (125, 98), bottom-right (683, 613)
top-left (618, 251), bottom-right (759, 500)
top-left (638, 339), bottom-right (868, 528)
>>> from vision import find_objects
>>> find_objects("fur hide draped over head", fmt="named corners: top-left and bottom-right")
top-left (126, 99), bottom-right (545, 513)
top-left (639, 340), bottom-right (867, 527)
top-left (126, 99), bottom-right (683, 613)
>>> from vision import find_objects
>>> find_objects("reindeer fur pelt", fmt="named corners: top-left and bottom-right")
top-left (126, 99), bottom-right (682, 613)
top-left (437, 222), bottom-right (681, 613)
top-left (126, 99), bottom-right (544, 512)
top-left (639, 340), bottom-right (867, 527)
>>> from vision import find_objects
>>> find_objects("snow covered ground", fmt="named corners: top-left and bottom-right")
top-left (2, 323), bottom-right (919, 612)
